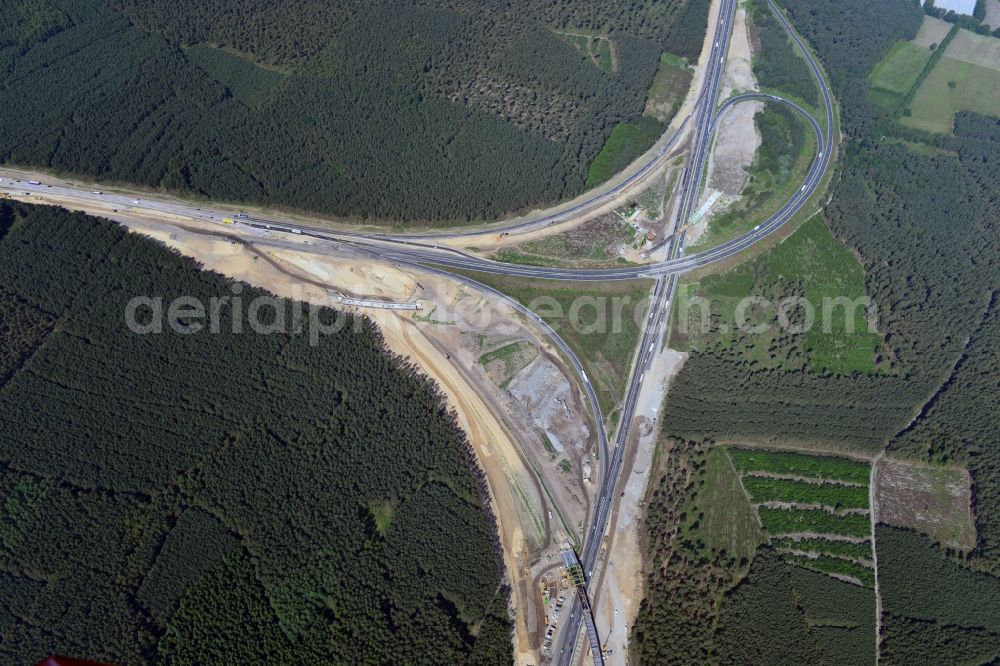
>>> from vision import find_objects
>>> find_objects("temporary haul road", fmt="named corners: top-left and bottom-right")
top-left (0, 0), bottom-right (834, 662)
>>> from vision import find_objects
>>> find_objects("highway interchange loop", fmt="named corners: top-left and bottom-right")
top-left (0, 0), bottom-right (834, 661)
top-left (548, 0), bottom-right (835, 661)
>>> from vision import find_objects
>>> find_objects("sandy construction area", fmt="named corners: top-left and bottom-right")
top-left (592, 348), bottom-right (687, 666)
top-left (690, 2), bottom-right (762, 245)
top-left (126, 213), bottom-right (609, 664)
top-left (3, 177), bottom-right (608, 662)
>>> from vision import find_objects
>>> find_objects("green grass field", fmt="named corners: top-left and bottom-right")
top-left (869, 41), bottom-right (932, 94)
top-left (677, 216), bottom-right (884, 375)
top-left (595, 38), bottom-right (613, 72)
top-left (758, 507), bottom-right (871, 539)
top-left (644, 52), bottom-right (692, 123)
top-left (586, 117), bottom-right (663, 188)
top-left (693, 448), bottom-right (766, 560)
top-left (729, 448), bottom-right (871, 484)
top-left (902, 55), bottom-right (1000, 133)
top-left (742, 475), bottom-right (869, 510)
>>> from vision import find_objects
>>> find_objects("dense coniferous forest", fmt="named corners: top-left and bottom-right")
top-left (0, 0), bottom-right (708, 222)
top-left (0, 201), bottom-right (512, 664)
top-left (638, 0), bottom-right (1000, 660)
top-left (747, 0), bottom-right (817, 106)
top-left (877, 526), bottom-right (1000, 663)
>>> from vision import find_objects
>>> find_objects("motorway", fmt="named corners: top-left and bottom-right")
top-left (549, 0), bottom-right (834, 662)
top-left (0, 0), bottom-right (834, 662)
top-left (549, 0), bottom-right (739, 657)
top-left (1, 86), bottom-right (824, 283)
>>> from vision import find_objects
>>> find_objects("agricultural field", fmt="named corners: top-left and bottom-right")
top-left (902, 51), bottom-right (1000, 133)
top-left (492, 215), bottom-right (636, 268)
top-left (911, 15), bottom-right (953, 48)
top-left (772, 536), bottom-right (872, 561)
top-left (725, 447), bottom-right (876, 587)
top-left (873, 457), bottom-right (976, 550)
top-left (742, 475), bottom-right (869, 510)
top-left (728, 447), bottom-right (871, 484)
top-left (869, 41), bottom-right (932, 95)
top-left (757, 507), bottom-right (871, 539)
top-left (885, 27), bottom-right (1000, 133)
top-left (676, 215), bottom-right (885, 376)
top-left (782, 553), bottom-right (875, 586)
top-left (644, 52), bottom-right (693, 122)
top-left (447, 270), bottom-right (653, 418)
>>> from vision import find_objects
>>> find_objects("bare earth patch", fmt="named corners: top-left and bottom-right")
top-left (593, 348), bottom-right (688, 666)
top-left (874, 457), bottom-right (975, 550)
top-left (945, 28), bottom-right (1000, 71)
top-left (912, 15), bottom-right (954, 48)
top-left (691, 1), bottom-right (762, 245)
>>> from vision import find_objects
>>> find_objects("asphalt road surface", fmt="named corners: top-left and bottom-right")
top-left (0, 0), bottom-right (834, 662)
top-left (550, 0), bottom-right (834, 661)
